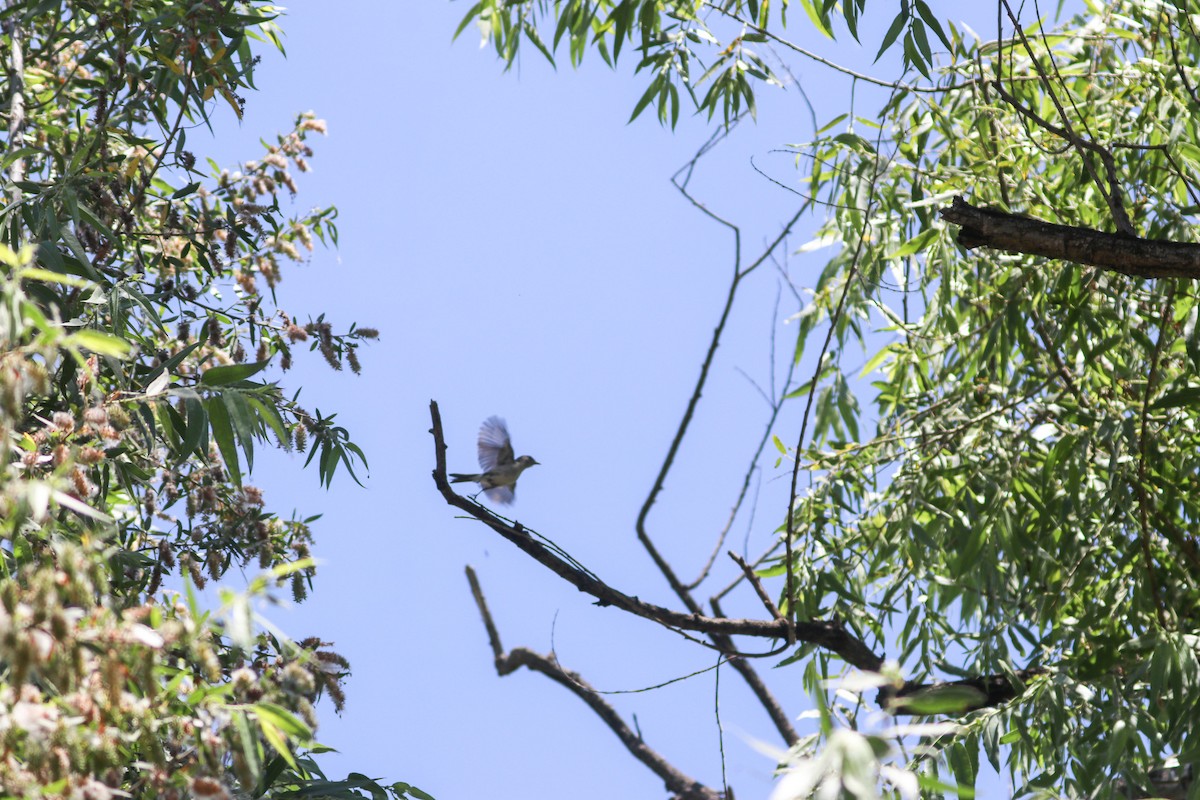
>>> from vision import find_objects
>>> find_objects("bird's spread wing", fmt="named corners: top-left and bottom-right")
top-left (484, 484), bottom-right (515, 504)
top-left (477, 416), bottom-right (514, 471)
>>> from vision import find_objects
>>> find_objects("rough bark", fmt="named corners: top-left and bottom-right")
top-left (939, 196), bottom-right (1200, 280)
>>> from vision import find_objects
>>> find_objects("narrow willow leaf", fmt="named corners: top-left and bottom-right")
top-left (207, 395), bottom-right (242, 485)
top-left (201, 360), bottom-right (270, 386)
top-left (71, 329), bottom-right (132, 358)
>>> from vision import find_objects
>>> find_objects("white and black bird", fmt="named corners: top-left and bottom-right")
top-left (449, 416), bottom-right (538, 504)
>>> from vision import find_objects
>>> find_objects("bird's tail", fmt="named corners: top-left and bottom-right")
top-left (448, 473), bottom-right (479, 483)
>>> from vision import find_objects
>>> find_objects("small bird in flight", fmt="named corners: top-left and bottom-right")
top-left (449, 416), bottom-right (538, 504)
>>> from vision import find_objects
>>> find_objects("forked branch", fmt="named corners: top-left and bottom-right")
top-left (430, 400), bottom-right (873, 661)
top-left (465, 566), bottom-right (723, 800)
top-left (434, 399), bottom-right (1036, 717)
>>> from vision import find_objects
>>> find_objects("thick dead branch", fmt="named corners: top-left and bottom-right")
top-left (465, 566), bottom-right (723, 800)
top-left (939, 196), bottom-right (1200, 279)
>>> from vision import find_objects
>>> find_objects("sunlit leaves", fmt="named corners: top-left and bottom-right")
top-left (455, 0), bottom-right (934, 127)
top-left (201, 359), bottom-right (271, 386)
top-left (300, 409), bottom-right (369, 489)
top-left (750, 2), bottom-right (1200, 796)
top-left (0, 3), bottom-right (388, 798)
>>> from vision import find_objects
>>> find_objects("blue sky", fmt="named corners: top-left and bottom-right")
top-left (195, 2), bottom-right (1012, 797)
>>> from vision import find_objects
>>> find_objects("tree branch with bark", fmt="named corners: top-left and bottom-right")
top-left (939, 195), bottom-right (1200, 279)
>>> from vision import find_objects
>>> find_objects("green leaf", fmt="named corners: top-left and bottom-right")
top-left (232, 711), bottom-right (262, 785)
top-left (396, 785), bottom-right (436, 800)
top-left (223, 390), bottom-right (258, 474)
top-left (179, 390), bottom-right (208, 457)
top-left (888, 227), bottom-right (939, 259)
top-left (117, 283), bottom-right (169, 336)
top-left (903, 30), bottom-right (931, 79)
top-left (915, 773), bottom-right (976, 797)
top-left (891, 684), bottom-right (988, 714)
top-left (914, 0), bottom-right (954, 53)
top-left (72, 199), bottom-right (118, 246)
top-left (0, 147), bottom-right (40, 170)
top-left (19, 266), bottom-right (88, 287)
top-left (207, 394), bottom-right (242, 485)
top-left (255, 702), bottom-right (312, 739)
top-left (629, 74), bottom-right (663, 123)
top-left (201, 359), bottom-right (270, 386)
top-left (246, 396), bottom-right (289, 449)
top-left (452, 1), bottom-right (487, 41)
top-left (844, 0), bottom-right (859, 41)
top-left (522, 20), bottom-right (555, 66)
top-left (157, 341), bottom-right (205, 377)
top-left (911, 18), bottom-right (933, 68)
top-left (797, 0), bottom-right (834, 39)
top-left (1151, 385), bottom-right (1200, 409)
top-left (319, 441), bottom-right (339, 487)
top-left (71, 329), bottom-right (132, 358)
top-left (171, 181), bottom-right (201, 198)
top-left (876, 9), bottom-right (908, 62)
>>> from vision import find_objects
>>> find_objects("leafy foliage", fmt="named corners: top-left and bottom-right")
top-left (454, 0), bottom-right (954, 126)
top-left (0, 1), bottom-right (422, 797)
top-left (774, 3), bottom-right (1200, 794)
top-left (453, 0), bottom-right (1200, 796)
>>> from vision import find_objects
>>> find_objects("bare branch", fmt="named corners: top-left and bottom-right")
top-left (465, 565), bottom-right (504, 662)
top-left (634, 126), bottom-right (806, 643)
top-left (465, 568), bottom-right (724, 800)
top-left (430, 400), bottom-right (882, 668)
top-left (728, 552), bottom-right (787, 629)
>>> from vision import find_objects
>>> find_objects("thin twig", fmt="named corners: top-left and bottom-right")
top-left (1029, 306), bottom-right (1089, 409)
top-left (710, 596), bottom-right (798, 746)
top-left (728, 552), bottom-right (786, 626)
top-left (786, 109), bottom-right (892, 627)
top-left (636, 124), bottom-right (804, 634)
top-left (998, 0), bottom-right (1136, 235)
top-left (5, 5), bottom-right (27, 201)
top-left (705, 2), bottom-right (940, 94)
top-left (714, 656), bottom-right (729, 798)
